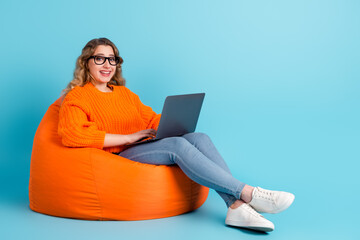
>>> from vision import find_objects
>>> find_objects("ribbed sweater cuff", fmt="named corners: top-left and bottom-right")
top-left (92, 131), bottom-right (106, 149)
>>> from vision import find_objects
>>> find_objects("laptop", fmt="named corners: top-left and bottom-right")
top-left (127, 93), bottom-right (205, 146)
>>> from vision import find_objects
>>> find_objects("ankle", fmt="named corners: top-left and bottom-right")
top-left (241, 185), bottom-right (255, 203)
top-left (230, 200), bottom-right (245, 209)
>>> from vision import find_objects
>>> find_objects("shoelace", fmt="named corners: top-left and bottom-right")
top-left (256, 188), bottom-right (274, 201)
top-left (243, 204), bottom-right (264, 218)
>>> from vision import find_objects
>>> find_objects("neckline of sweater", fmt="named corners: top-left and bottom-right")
top-left (87, 82), bottom-right (116, 94)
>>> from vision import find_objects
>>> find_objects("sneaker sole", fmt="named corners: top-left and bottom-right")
top-left (225, 219), bottom-right (274, 232)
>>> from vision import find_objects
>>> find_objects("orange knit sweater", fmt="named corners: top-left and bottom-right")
top-left (58, 82), bottom-right (161, 153)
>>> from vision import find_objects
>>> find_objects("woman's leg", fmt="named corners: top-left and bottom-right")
top-left (119, 134), bottom-right (294, 232)
top-left (181, 132), bottom-right (238, 208)
top-left (118, 136), bottom-right (246, 205)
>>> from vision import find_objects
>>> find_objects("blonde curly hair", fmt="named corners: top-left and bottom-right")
top-left (61, 38), bottom-right (125, 97)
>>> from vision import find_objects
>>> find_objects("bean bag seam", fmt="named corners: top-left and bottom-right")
top-left (89, 148), bottom-right (104, 220)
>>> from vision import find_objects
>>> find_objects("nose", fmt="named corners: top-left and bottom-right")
top-left (103, 59), bottom-right (111, 68)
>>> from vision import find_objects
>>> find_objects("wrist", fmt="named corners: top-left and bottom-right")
top-left (124, 134), bottom-right (133, 145)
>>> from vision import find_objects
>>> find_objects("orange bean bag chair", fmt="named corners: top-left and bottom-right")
top-left (29, 98), bottom-right (209, 220)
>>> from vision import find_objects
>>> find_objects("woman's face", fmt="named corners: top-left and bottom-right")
top-left (88, 45), bottom-right (117, 85)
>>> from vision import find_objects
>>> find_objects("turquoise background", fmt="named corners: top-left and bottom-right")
top-left (0, 0), bottom-right (359, 239)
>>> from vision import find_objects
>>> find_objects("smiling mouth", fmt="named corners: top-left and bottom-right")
top-left (100, 70), bottom-right (111, 76)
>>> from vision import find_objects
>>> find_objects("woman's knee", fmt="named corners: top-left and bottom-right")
top-left (161, 136), bottom-right (192, 148)
top-left (183, 132), bottom-right (211, 143)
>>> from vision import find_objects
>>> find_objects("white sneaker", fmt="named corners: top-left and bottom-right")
top-left (249, 187), bottom-right (295, 214)
top-left (225, 203), bottom-right (274, 232)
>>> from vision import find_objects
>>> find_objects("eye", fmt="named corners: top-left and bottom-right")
top-left (109, 57), bottom-right (116, 63)
top-left (94, 56), bottom-right (105, 62)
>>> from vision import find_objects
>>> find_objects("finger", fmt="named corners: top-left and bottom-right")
top-left (144, 129), bottom-right (154, 134)
top-left (143, 129), bottom-right (156, 135)
top-left (146, 132), bottom-right (155, 138)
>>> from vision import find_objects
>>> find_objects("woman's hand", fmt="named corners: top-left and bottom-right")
top-left (103, 129), bottom-right (157, 148)
top-left (126, 129), bottom-right (157, 144)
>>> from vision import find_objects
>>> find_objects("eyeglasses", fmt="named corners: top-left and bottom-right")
top-left (88, 55), bottom-right (120, 66)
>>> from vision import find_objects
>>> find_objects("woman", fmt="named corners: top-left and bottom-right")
top-left (59, 38), bottom-right (294, 232)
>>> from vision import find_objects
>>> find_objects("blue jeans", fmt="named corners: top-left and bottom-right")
top-left (118, 132), bottom-right (246, 208)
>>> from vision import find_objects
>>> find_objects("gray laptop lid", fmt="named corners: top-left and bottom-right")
top-left (155, 93), bottom-right (205, 139)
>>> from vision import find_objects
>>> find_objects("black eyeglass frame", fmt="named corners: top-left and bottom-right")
top-left (88, 55), bottom-right (120, 66)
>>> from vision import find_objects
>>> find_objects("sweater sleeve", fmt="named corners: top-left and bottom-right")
top-left (58, 98), bottom-right (106, 149)
top-left (127, 89), bottom-right (161, 130)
